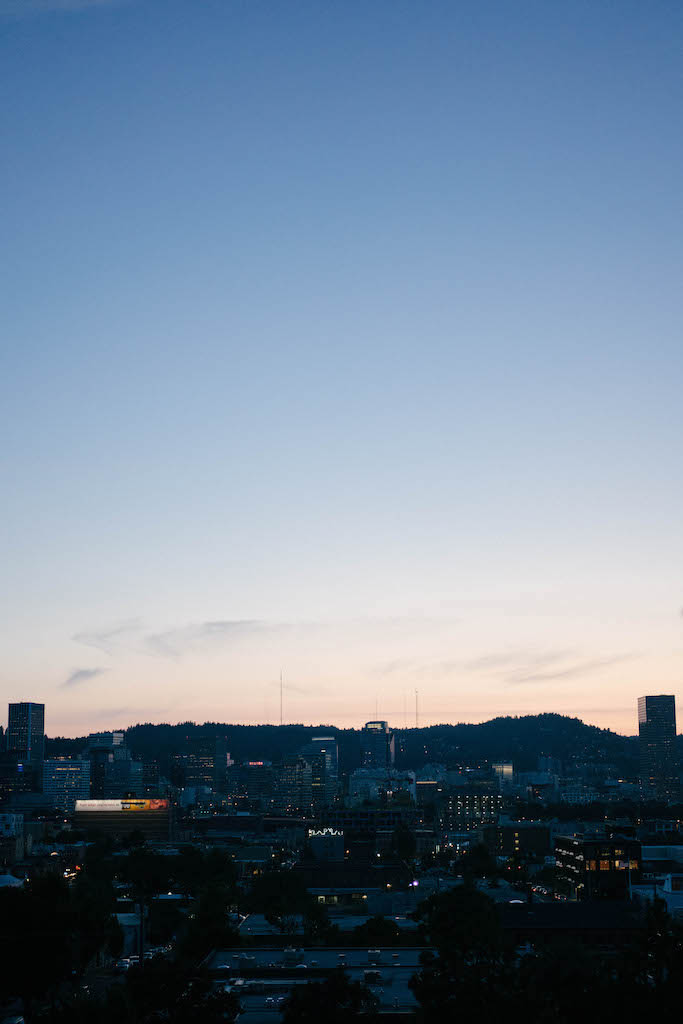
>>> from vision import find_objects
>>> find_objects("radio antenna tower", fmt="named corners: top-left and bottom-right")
top-left (280, 670), bottom-right (283, 727)
top-left (415, 689), bottom-right (419, 729)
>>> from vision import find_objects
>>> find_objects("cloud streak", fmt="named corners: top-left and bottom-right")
top-left (62, 667), bottom-right (108, 688)
top-left (372, 648), bottom-right (639, 688)
top-left (144, 620), bottom-right (280, 658)
top-left (73, 620), bottom-right (143, 655)
top-left (505, 654), bottom-right (637, 686)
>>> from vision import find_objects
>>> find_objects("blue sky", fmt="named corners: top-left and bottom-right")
top-left (2, 0), bottom-right (682, 736)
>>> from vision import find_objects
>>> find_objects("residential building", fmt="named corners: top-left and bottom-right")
top-left (439, 790), bottom-right (501, 833)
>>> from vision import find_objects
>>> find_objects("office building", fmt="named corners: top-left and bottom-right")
top-left (7, 702), bottom-right (45, 764)
top-left (185, 735), bottom-right (230, 790)
top-left (482, 819), bottom-right (552, 858)
top-left (275, 754), bottom-right (313, 815)
top-left (638, 695), bottom-right (679, 803)
top-left (226, 760), bottom-right (275, 810)
top-left (492, 762), bottom-right (514, 788)
top-left (361, 721), bottom-right (395, 771)
top-left (84, 731), bottom-right (144, 798)
top-left (142, 761), bottom-right (161, 797)
top-left (42, 758), bottom-right (91, 814)
top-left (555, 834), bottom-right (641, 900)
top-left (0, 759), bottom-right (38, 802)
top-left (300, 735), bottom-right (339, 810)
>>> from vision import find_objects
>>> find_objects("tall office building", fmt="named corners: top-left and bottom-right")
top-left (300, 735), bottom-right (339, 810)
top-left (361, 721), bottom-right (395, 771)
top-left (275, 754), bottom-right (313, 815)
top-left (43, 758), bottom-right (91, 814)
top-left (638, 695), bottom-right (679, 803)
top-left (84, 731), bottom-right (143, 798)
top-left (185, 735), bottom-right (230, 791)
top-left (7, 703), bottom-right (45, 764)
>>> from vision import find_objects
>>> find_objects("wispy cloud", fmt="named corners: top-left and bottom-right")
top-left (73, 617), bottom-right (285, 659)
top-left (73, 613), bottom-right (460, 662)
top-left (144, 620), bottom-right (279, 658)
top-left (372, 648), bottom-right (638, 688)
top-left (73, 619), bottom-right (143, 655)
top-left (505, 654), bottom-right (637, 686)
top-left (62, 666), bottom-right (108, 688)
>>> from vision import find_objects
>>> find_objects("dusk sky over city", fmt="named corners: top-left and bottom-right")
top-left (2, 1), bottom-right (682, 737)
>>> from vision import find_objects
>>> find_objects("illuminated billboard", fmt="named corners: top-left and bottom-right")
top-left (75, 799), bottom-right (169, 812)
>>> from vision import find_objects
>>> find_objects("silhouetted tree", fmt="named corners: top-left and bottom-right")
top-left (282, 968), bottom-right (378, 1023)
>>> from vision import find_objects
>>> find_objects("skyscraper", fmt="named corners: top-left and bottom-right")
top-left (361, 721), bottom-right (395, 771)
top-left (300, 735), bottom-right (339, 810)
top-left (7, 702), bottom-right (45, 764)
top-left (638, 695), bottom-right (679, 803)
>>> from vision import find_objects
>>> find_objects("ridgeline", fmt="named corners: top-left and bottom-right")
top-left (46, 712), bottom-right (641, 777)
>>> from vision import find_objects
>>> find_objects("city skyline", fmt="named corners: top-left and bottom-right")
top-left (3, 2), bottom-right (683, 737)
top-left (5, 690), bottom-right (682, 741)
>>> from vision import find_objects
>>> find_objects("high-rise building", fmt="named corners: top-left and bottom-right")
top-left (300, 735), bottom-right (339, 810)
top-left (275, 754), bottom-right (313, 815)
top-left (227, 760), bottom-right (275, 810)
top-left (185, 735), bottom-right (230, 791)
top-left (42, 758), bottom-right (91, 814)
top-left (638, 696), bottom-right (679, 803)
top-left (84, 732), bottom-right (143, 798)
top-left (361, 721), bottom-right (395, 771)
top-left (7, 703), bottom-right (45, 764)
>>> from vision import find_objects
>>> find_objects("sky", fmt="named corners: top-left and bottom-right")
top-left (2, 0), bottom-right (682, 738)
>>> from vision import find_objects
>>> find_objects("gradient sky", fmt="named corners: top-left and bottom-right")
top-left (2, 0), bottom-right (682, 737)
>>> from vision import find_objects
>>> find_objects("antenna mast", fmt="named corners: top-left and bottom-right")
top-left (280, 670), bottom-right (283, 727)
top-left (415, 689), bottom-right (419, 729)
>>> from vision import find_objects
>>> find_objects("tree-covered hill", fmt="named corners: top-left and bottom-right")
top-left (47, 713), bottom-right (644, 777)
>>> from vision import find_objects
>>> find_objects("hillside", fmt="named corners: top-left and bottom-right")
top-left (47, 713), bottom-right (642, 777)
